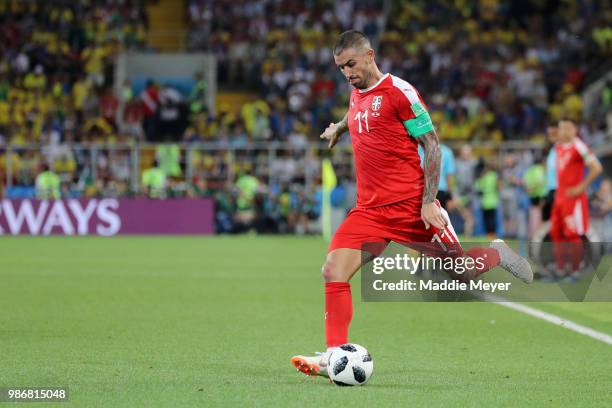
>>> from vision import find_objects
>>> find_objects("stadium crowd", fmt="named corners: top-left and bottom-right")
top-left (0, 0), bottom-right (149, 196)
top-left (183, 0), bottom-right (612, 236)
top-left (187, 0), bottom-right (611, 141)
top-left (0, 0), bottom-right (611, 237)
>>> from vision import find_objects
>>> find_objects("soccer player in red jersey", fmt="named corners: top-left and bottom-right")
top-left (550, 119), bottom-right (603, 277)
top-left (290, 31), bottom-right (533, 378)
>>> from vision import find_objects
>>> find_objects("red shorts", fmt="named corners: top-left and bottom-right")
top-left (550, 193), bottom-right (589, 242)
top-left (328, 199), bottom-right (462, 257)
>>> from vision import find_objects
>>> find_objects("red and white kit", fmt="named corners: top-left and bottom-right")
top-left (324, 75), bottom-right (500, 349)
top-left (329, 74), bottom-right (459, 255)
top-left (551, 138), bottom-right (595, 241)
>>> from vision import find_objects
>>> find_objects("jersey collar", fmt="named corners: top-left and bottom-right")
top-left (358, 73), bottom-right (389, 93)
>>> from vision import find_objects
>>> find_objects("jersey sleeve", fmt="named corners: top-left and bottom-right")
top-left (392, 85), bottom-right (434, 138)
top-left (574, 139), bottom-right (595, 164)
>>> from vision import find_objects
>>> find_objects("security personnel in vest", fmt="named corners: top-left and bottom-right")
top-left (35, 163), bottom-right (61, 199)
top-left (141, 159), bottom-right (167, 199)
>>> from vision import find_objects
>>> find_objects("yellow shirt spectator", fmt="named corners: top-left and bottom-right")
top-left (72, 78), bottom-right (89, 110)
top-left (563, 93), bottom-right (583, 121)
top-left (298, 28), bottom-right (322, 53)
top-left (24, 70), bottom-right (47, 90)
top-left (61, 7), bottom-right (74, 23)
top-left (241, 99), bottom-right (270, 134)
top-left (10, 132), bottom-right (26, 147)
top-left (0, 150), bottom-right (21, 174)
top-left (82, 45), bottom-right (107, 74)
top-left (54, 154), bottom-right (77, 175)
top-left (0, 101), bottom-right (9, 125)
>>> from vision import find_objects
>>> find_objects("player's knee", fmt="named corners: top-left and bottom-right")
top-left (321, 261), bottom-right (334, 281)
top-left (321, 260), bottom-right (345, 282)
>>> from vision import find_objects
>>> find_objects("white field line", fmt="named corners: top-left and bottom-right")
top-left (484, 294), bottom-right (612, 346)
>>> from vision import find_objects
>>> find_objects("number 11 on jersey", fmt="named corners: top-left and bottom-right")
top-left (354, 110), bottom-right (369, 133)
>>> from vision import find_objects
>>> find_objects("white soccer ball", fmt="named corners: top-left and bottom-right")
top-left (327, 343), bottom-right (373, 386)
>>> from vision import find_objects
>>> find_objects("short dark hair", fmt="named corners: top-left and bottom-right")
top-left (333, 30), bottom-right (371, 55)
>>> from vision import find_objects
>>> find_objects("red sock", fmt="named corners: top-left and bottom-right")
top-left (466, 247), bottom-right (500, 277)
top-left (325, 282), bottom-right (352, 348)
top-left (569, 243), bottom-right (584, 272)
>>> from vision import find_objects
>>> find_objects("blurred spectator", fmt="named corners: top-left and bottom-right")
top-left (229, 123), bottom-right (249, 148)
top-left (140, 80), bottom-right (160, 140)
top-left (241, 96), bottom-right (270, 135)
top-left (476, 160), bottom-right (500, 239)
top-left (121, 92), bottom-right (144, 140)
top-left (591, 179), bottom-right (612, 248)
top-left (523, 152), bottom-right (546, 238)
top-left (251, 108), bottom-right (272, 141)
top-left (601, 80), bottom-right (612, 111)
top-left (158, 84), bottom-right (187, 140)
top-left (455, 144), bottom-right (477, 236)
top-left (456, 144), bottom-right (477, 203)
top-left (24, 65), bottom-right (47, 91)
top-left (288, 122), bottom-right (309, 151)
top-left (100, 87), bottom-right (119, 128)
top-left (17, 150), bottom-right (41, 187)
top-left (35, 163), bottom-right (60, 199)
top-left (234, 172), bottom-right (260, 232)
top-left (189, 71), bottom-right (208, 113)
top-left (141, 159), bottom-right (167, 199)
top-left (156, 144), bottom-right (182, 178)
top-left (108, 148), bottom-right (131, 194)
top-left (500, 153), bottom-right (525, 237)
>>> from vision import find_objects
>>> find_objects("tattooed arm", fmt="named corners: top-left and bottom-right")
top-left (418, 130), bottom-right (441, 203)
top-left (320, 112), bottom-right (348, 149)
top-left (417, 129), bottom-right (447, 230)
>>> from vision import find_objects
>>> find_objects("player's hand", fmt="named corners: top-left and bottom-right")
top-left (421, 202), bottom-right (447, 230)
top-left (320, 122), bottom-right (341, 149)
top-left (566, 184), bottom-right (584, 198)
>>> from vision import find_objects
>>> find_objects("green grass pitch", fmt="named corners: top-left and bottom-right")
top-left (1, 236), bottom-right (611, 407)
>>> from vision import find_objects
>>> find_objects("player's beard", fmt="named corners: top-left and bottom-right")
top-left (351, 78), bottom-right (366, 90)
top-left (351, 72), bottom-right (371, 90)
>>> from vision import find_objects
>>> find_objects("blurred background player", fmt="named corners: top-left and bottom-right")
top-left (290, 31), bottom-right (533, 379)
top-left (543, 124), bottom-right (559, 222)
top-left (550, 119), bottom-right (603, 279)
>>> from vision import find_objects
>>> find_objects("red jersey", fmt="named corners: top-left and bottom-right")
top-left (347, 74), bottom-right (432, 208)
top-left (555, 138), bottom-right (594, 195)
top-left (140, 87), bottom-right (159, 117)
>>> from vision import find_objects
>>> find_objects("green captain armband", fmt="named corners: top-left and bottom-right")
top-left (403, 101), bottom-right (434, 138)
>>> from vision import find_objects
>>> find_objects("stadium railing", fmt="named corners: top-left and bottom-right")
top-left (1, 141), bottom-right (547, 197)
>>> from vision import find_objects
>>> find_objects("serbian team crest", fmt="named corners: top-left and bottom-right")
top-left (371, 95), bottom-right (383, 111)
